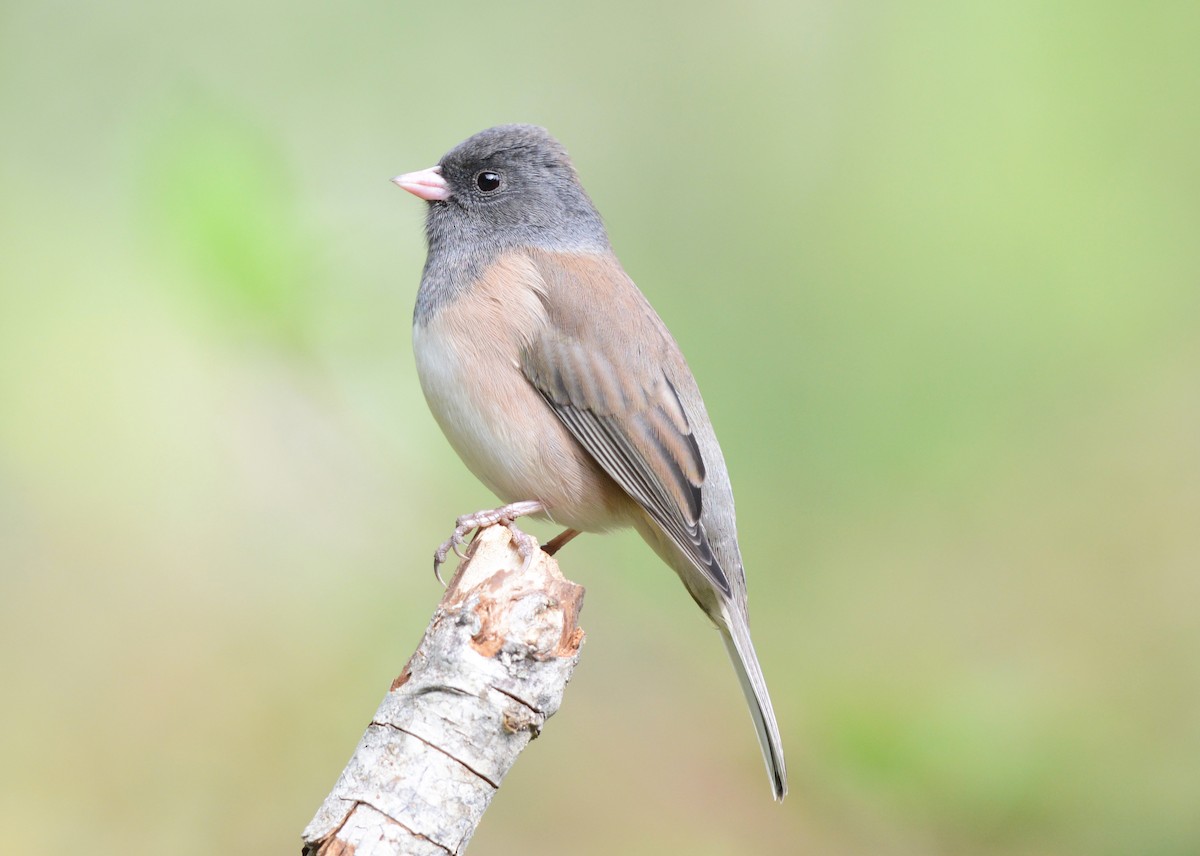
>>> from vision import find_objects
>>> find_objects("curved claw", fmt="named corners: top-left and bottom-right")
top-left (430, 500), bottom-right (547, 586)
top-left (502, 520), bottom-right (538, 574)
top-left (433, 529), bottom-right (468, 587)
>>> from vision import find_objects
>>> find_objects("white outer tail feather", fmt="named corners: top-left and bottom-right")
top-left (720, 604), bottom-right (788, 801)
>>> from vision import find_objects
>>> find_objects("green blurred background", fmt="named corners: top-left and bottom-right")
top-left (2, 1), bottom-right (1197, 853)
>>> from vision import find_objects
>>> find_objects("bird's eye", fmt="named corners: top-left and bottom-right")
top-left (475, 171), bottom-right (502, 193)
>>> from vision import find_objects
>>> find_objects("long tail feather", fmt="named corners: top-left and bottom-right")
top-left (720, 606), bottom-right (788, 801)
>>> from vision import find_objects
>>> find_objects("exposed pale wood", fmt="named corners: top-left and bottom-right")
top-left (302, 525), bottom-right (586, 856)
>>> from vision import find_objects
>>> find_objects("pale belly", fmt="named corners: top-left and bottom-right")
top-left (412, 316), bottom-right (634, 533)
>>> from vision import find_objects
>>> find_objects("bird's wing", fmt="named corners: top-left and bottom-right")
top-left (520, 250), bottom-right (730, 595)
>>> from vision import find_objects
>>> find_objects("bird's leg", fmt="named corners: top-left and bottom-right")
top-left (543, 528), bottom-right (581, 556)
top-left (433, 500), bottom-right (545, 585)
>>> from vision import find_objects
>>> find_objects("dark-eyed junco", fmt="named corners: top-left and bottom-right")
top-left (393, 124), bottom-right (787, 801)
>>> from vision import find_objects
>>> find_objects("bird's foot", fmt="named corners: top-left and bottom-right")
top-left (433, 500), bottom-right (545, 585)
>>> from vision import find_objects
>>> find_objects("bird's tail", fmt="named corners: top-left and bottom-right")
top-left (720, 605), bottom-right (788, 801)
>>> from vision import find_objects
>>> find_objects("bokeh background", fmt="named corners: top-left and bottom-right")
top-left (2, 1), bottom-right (1198, 854)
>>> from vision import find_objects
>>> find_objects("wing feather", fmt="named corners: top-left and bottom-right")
top-left (520, 253), bottom-right (729, 594)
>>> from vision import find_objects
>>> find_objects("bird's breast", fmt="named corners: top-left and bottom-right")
top-left (412, 252), bottom-right (634, 532)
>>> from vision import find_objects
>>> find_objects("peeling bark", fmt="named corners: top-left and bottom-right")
top-left (302, 525), bottom-right (586, 856)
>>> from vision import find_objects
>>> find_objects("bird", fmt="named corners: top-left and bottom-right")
top-left (392, 124), bottom-right (787, 801)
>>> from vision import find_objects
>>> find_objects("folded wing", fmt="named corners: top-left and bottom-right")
top-left (520, 251), bottom-right (731, 596)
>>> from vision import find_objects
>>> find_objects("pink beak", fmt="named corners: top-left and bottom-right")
top-left (392, 165), bottom-right (451, 201)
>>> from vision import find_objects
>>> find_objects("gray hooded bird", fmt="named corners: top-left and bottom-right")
top-left (394, 124), bottom-right (787, 800)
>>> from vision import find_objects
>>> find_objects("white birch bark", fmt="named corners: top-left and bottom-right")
top-left (302, 525), bottom-right (586, 856)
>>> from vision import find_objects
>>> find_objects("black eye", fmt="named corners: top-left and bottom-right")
top-left (475, 171), bottom-right (501, 193)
